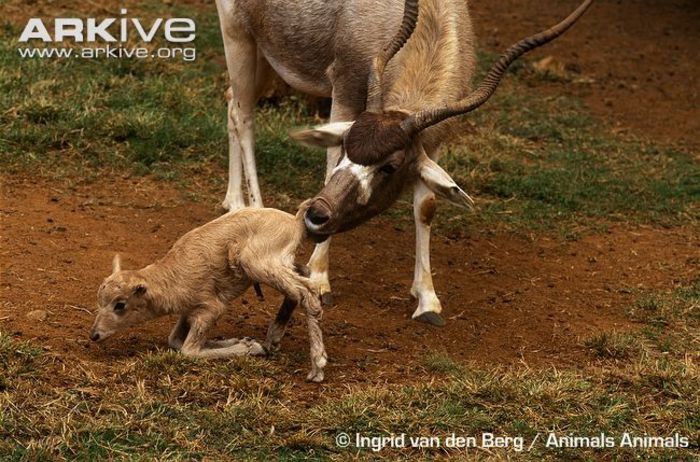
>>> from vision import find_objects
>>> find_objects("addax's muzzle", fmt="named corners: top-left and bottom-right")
top-left (304, 198), bottom-right (332, 231)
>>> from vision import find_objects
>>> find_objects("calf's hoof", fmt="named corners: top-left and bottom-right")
top-left (306, 369), bottom-right (325, 383)
top-left (414, 312), bottom-right (446, 327)
top-left (242, 337), bottom-right (267, 356)
top-left (263, 339), bottom-right (280, 354)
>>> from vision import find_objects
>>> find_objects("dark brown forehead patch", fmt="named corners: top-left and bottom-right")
top-left (345, 111), bottom-right (411, 166)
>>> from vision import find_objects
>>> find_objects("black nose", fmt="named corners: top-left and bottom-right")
top-left (306, 205), bottom-right (330, 226)
top-left (90, 331), bottom-right (100, 342)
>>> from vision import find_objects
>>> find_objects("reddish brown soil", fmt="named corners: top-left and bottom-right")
top-left (1, 175), bottom-right (697, 385)
top-left (472, 0), bottom-right (700, 151)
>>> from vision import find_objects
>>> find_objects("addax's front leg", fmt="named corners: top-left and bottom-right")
top-left (410, 181), bottom-right (446, 327)
top-left (307, 97), bottom-right (358, 305)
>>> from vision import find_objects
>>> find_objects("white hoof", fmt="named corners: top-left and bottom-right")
top-left (306, 352), bottom-right (327, 382)
top-left (411, 290), bottom-right (444, 319)
top-left (310, 272), bottom-right (331, 298)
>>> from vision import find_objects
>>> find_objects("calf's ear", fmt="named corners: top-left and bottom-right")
top-left (132, 284), bottom-right (147, 297)
top-left (417, 153), bottom-right (475, 210)
top-left (289, 122), bottom-right (354, 148)
top-left (112, 254), bottom-right (122, 274)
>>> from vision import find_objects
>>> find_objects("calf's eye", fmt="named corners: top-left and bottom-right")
top-left (114, 301), bottom-right (126, 312)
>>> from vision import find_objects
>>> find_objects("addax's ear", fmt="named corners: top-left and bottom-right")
top-left (418, 152), bottom-right (475, 210)
top-left (289, 122), bottom-right (354, 149)
top-left (112, 254), bottom-right (122, 274)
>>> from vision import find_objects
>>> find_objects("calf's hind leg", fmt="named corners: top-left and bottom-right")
top-left (302, 291), bottom-right (327, 382)
top-left (249, 265), bottom-right (327, 382)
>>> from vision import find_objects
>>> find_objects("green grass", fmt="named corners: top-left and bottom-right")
top-left (583, 332), bottom-right (644, 360)
top-left (1, 5), bottom-right (698, 232)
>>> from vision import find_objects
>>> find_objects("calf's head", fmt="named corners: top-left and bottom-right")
top-left (292, 0), bottom-right (593, 239)
top-left (90, 255), bottom-right (156, 342)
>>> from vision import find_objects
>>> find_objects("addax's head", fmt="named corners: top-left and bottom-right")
top-left (293, 111), bottom-right (474, 238)
top-left (290, 0), bottom-right (592, 239)
top-left (90, 255), bottom-right (155, 342)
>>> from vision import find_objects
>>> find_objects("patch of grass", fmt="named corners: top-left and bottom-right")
top-left (584, 332), bottom-right (644, 360)
top-left (628, 281), bottom-right (699, 326)
top-left (3, 276), bottom-right (699, 462)
top-left (437, 88), bottom-right (699, 233)
top-left (0, 333), bottom-right (45, 391)
top-left (626, 280), bottom-right (699, 357)
top-left (420, 352), bottom-right (463, 375)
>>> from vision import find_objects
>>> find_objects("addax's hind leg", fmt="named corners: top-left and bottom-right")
top-left (216, 1), bottom-right (273, 210)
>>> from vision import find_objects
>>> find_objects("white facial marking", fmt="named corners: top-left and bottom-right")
top-left (332, 155), bottom-right (375, 205)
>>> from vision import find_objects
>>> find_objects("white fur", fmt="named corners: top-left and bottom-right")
top-left (332, 155), bottom-right (375, 205)
top-left (410, 181), bottom-right (443, 317)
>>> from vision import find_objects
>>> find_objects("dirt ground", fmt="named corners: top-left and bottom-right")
top-left (1, 0), bottom-right (699, 385)
top-left (1, 175), bottom-right (697, 385)
top-left (473, 0), bottom-right (700, 152)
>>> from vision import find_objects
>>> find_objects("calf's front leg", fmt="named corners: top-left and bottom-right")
top-left (179, 304), bottom-right (265, 358)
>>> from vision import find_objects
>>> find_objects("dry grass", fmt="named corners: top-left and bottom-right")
top-left (1, 282), bottom-right (697, 460)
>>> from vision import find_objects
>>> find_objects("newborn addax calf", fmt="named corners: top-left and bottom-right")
top-left (90, 207), bottom-right (328, 382)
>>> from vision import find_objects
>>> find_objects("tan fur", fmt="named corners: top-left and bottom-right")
top-left (90, 206), bottom-right (329, 382)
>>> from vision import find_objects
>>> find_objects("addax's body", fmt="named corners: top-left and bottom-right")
top-left (217, 0), bottom-right (476, 324)
top-left (90, 207), bottom-right (329, 382)
top-left (217, 0), bottom-right (592, 326)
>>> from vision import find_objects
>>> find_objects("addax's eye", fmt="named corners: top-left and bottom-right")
top-left (114, 301), bottom-right (126, 312)
top-left (379, 163), bottom-right (397, 175)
